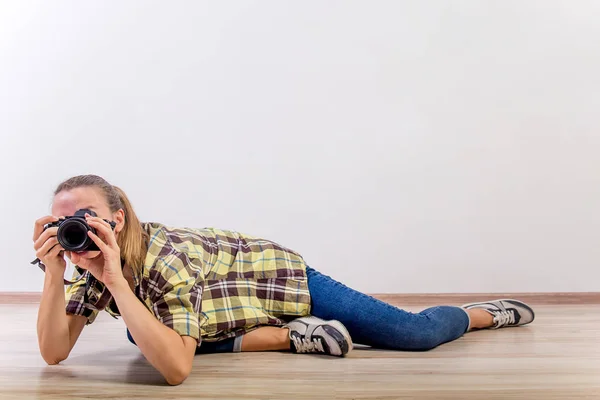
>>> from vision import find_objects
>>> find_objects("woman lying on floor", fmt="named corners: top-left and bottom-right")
top-left (33, 174), bottom-right (534, 385)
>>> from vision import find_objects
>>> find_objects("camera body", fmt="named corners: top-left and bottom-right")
top-left (44, 208), bottom-right (116, 252)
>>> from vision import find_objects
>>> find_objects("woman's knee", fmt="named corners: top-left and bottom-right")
top-left (382, 310), bottom-right (459, 351)
top-left (404, 330), bottom-right (445, 351)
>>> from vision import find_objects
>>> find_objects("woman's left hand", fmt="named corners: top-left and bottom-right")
top-left (70, 213), bottom-right (124, 290)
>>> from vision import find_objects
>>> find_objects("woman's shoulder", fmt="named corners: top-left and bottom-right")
top-left (140, 221), bottom-right (220, 262)
top-left (139, 222), bottom-right (204, 283)
top-left (141, 221), bottom-right (224, 244)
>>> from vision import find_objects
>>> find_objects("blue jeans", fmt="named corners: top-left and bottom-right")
top-left (127, 266), bottom-right (470, 352)
top-left (305, 266), bottom-right (470, 351)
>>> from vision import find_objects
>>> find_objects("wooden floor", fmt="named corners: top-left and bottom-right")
top-left (0, 301), bottom-right (598, 400)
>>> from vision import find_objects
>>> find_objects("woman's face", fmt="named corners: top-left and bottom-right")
top-left (51, 186), bottom-right (124, 261)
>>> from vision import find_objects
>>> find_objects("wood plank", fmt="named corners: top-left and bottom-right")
top-left (0, 304), bottom-right (598, 399)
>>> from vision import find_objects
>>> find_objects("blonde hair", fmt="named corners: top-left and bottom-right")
top-left (54, 174), bottom-right (149, 274)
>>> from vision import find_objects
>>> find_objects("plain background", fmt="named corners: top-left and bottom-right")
top-left (1, 1), bottom-right (599, 293)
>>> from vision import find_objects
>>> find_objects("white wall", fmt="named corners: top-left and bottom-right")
top-left (1, 1), bottom-right (599, 293)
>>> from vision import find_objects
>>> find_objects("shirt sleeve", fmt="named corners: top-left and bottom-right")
top-left (147, 251), bottom-right (203, 342)
top-left (64, 267), bottom-right (100, 325)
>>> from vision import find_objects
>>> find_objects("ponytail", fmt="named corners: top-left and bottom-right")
top-left (113, 186), bottom-right (149, 275)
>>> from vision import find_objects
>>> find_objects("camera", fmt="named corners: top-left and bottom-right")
top-left (44, 208), bottom-right (117, 252)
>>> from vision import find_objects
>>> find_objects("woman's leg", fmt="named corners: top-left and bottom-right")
top-left (306, 266), bottom-right (472, 351)
top-left (127, 327), bottom-right (290, 353)
top-left (239, 327), bottom-right (290, 352)
top-left (306, 266), bottom-right (535, 350)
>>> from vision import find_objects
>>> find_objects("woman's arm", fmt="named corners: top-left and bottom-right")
top-left (37, 270), bottom-right (87, 364)
top-left (109, 278), bottom-right (197, 386)
top-left (75, 214), bottom-right (198, 385)
top-left (33, 215), bottom-right (88, 364)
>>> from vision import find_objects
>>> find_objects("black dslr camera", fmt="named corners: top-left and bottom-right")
top-left (43, 208), bottom-right (117, 252)
top-left (30, 208), bottom-right (117, 285)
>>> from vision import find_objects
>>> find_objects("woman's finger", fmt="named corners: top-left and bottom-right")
top-left (86, 218), bottom-right (118, 248)
top-left (48, 243), bottom-right (65, 259)
top-left (36, 237), bottom-right (60, 260)
top-left (85, 215), bottom-right (112, 230)
top-left (33, 215), bottom-right (59, 242)
top-left (33, 227), bottom-right (58, 251)
top-left (87, 229), bottom-right (111, 254)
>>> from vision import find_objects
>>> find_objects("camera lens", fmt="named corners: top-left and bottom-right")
top-left (57, 219), bottom-right (91, 251)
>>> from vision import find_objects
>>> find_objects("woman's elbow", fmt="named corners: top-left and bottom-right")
top-left (164, 365), bottom-right (191, 386)
top-left (40, 345), bottom-right (69, 365)
top-left (42, 353), bottom-right (67, 365)
top-left (165, 372), bottom-right (189, 386)
top-left (38, 338), bottom-right (70, 365)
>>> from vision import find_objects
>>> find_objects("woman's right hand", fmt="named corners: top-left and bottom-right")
top-left (33, 215), bottom-right (69, 276)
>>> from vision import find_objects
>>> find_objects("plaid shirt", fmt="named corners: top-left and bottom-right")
top-left (65, 222), bottom-right (312, 344)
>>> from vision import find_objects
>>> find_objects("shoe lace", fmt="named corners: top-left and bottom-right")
top-left (492, 309), bottom-right (516, 328)
top-left (292, 336), bottom-right (325, 353)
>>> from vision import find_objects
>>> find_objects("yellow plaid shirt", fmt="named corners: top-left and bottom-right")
top-left (65, 222), bottom-right (312, 344)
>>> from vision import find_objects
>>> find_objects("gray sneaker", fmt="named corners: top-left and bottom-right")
top-left (285, 316), bottom-right (353, 357)
top-left (462, 299), bottom-right (535, 329)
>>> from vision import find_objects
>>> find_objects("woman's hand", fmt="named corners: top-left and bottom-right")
top-left (70, 213), bottom-right (124, 290)
top-left (33, 215), bottom-right (69, 277)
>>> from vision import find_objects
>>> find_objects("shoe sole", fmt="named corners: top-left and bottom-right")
top-left (461, 298), bottom-right (536, 325)
top-left (300, 316), bottom-right (354, 356)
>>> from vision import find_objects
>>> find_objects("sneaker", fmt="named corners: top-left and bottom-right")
top-left (284, 316), bottom-right (353, 357)
top-left (462, 299), bottom-right (535, 329)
